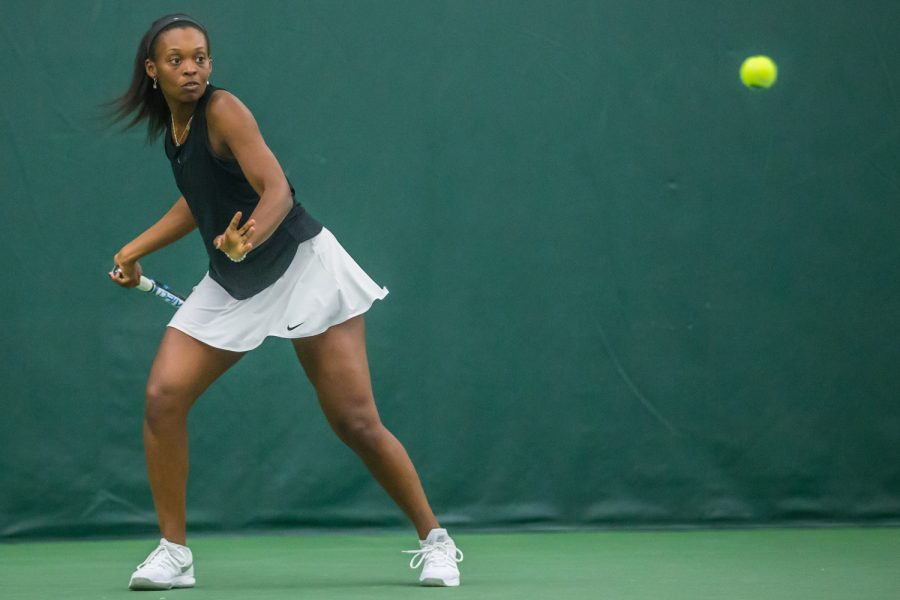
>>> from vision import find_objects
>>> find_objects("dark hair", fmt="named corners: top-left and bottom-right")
top-left (106, 14), bottom-right (211, 142)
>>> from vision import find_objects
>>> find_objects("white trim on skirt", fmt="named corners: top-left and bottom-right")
top-left (167, 227), bottom-right (389, 352)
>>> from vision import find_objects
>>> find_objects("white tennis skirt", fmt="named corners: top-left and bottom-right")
top-left (168, 227), bottom-right (389, 352)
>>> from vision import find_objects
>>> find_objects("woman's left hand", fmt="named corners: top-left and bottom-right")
top-left (214, 211), bottom-right (255, 261)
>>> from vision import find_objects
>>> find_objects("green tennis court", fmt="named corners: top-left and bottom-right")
top-left (2, 529), bottom-right (898, 599)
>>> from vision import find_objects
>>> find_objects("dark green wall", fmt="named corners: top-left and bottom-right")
top-left (2, 1), bottom-right (898, 538)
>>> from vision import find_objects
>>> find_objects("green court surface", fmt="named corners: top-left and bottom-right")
top-left (1, 528), bottom-right (897, 599)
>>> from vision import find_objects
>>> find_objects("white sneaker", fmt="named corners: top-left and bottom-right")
top-left (403, 528), bottom-right (464, 587)
top-left (128, 538), bottom-right (195, 590)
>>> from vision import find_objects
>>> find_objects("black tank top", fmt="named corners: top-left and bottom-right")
top-left (165, 85), bottom-right (323, 300)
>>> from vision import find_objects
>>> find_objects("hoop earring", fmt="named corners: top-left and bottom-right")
top-left (152, 77), bottom-right (158, 89)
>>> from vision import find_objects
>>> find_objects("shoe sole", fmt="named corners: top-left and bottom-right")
top-left (129, 575), bottom-right (195, 590)
top-left (421, 577), bottom-right (460, 587)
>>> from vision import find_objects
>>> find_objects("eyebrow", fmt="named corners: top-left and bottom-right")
top-left (165, 46), bottom-right (208, 54)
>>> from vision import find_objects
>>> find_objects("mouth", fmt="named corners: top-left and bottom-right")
top-left (182, 81), bottom-right (201, 90)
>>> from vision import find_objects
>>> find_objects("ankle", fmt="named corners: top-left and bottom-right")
top-left (416, 523), bottom-right (441, 540)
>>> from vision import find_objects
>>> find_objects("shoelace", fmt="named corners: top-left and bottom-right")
top-left (402, 541), bottom-right (464, 569)
top-left (136, 545), bottom-right (182, 571)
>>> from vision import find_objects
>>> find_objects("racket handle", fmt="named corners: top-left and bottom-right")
top-left (138, 275), bottom-right (154, 292)
top-left (111, 267), bottom-right (184, 307)
top-left (138, 275), bottom-right (186, 307)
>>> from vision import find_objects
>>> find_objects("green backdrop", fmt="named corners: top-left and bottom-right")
top-left (2, 1), bottom-right (898, 539)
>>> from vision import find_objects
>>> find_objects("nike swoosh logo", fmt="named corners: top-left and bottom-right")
top-left (287, 322), bottom-right (304, 331)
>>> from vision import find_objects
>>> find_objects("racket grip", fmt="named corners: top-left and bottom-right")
top-left (138, 275), bottom-right (185, 307)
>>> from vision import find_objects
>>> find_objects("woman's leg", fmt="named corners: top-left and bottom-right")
top-left (291, 315), bottom-right (440, 539)
top-left (144, 327), bottom-right (244, 545)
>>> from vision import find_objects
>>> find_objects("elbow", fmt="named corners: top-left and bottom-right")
top-left (273, 179), bottom-right (293, 214)
top-left (274, 188), bottom-right (293, 224)
top-left (259, 179), bottom-right (293, 217)
top-left (281, 182), bottom-right (293, 213)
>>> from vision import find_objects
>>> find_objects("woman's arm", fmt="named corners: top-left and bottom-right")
top-left (206, 91), bottom-right (293, 258)
top-left (111, 196), bottom-right (197, 287)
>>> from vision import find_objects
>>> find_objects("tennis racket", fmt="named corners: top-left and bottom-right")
top-left (111, 267), bottom-right (185, 308)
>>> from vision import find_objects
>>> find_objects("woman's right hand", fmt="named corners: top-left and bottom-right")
top-left (109, 254), bottom-right (143, 288)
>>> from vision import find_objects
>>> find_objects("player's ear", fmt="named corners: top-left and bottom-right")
top-left (145, 59), bottom-right (157, 80)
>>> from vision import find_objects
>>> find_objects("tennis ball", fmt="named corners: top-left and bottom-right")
top-left (740, 55), bottom-right (778, 89)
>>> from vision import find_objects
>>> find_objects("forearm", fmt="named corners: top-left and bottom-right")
top-left (246, 182), bottom-right (293, 249)
top-left (117, 197), bottom-right (197, 264)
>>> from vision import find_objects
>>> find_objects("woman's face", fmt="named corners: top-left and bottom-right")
top-left (145, 26), bottom-right (212, 103)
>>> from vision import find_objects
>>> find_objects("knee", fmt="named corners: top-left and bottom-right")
top-left (144, 381), bottom-right (192, 428)
top-left (331, 410), bottom-right (385, 453)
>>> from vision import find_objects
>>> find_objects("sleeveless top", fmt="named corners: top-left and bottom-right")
top-left (164, 85), bottom-right (323, 300)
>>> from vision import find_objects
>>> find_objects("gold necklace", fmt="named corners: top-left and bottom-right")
top-left (171, 113), bottom-right (194, 146)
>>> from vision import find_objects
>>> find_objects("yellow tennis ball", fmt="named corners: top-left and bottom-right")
top-left (740, 55), bottom-right (778, 89)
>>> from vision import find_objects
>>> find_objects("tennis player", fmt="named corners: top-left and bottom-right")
top-left (108, 13), bottom-right (462, 590)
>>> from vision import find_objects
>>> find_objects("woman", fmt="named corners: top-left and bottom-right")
top-left (108, 14), bottom-right (462, 591)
